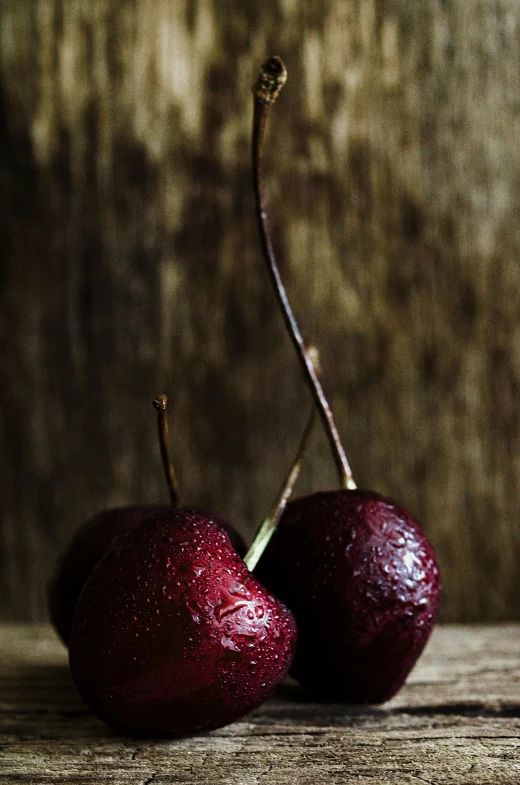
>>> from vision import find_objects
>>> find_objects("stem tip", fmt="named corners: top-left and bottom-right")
top-left (253, 56), bottom-right (287, 105)
top-left (153, 395), bottom-right (167, 411)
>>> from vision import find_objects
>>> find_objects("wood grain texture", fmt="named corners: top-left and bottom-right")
top-left (1, 0), bottom-right (520, 622)
top-left (1, 624), bottom-right (519, 784)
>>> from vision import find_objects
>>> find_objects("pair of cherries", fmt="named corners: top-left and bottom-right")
top-left (48, 58), bottom-right (440, 738)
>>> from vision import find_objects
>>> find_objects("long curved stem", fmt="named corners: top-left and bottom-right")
top-left (152, 395), bottom-right (181, 507)
top-left (244, 406), bottom-right (316, 571)
top-left (251, 56), bottom-right (356, 490)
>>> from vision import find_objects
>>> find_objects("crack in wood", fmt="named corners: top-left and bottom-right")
top-left (392, 704), bottom-right (520, 718)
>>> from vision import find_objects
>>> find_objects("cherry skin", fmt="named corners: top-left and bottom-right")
top-left (48, 505), bottom-right (245, 646)
top-left (256, 489), bottom-right (440, 703)
top-left (69, 508), bottom-right (297, 737)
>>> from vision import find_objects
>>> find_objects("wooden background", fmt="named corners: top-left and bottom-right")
top-left (1, 0), bottom-right (519, 624)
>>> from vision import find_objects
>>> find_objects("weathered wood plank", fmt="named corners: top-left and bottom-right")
top-left (2, 0), bottom-right (520, 624)
top-left (0, 624), bottom-right (519, 783)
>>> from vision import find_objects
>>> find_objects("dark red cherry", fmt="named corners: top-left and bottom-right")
top-left (256, 489), bottom-right (440, 702)
top-left (63, 391), bottom-right (313, 735)
top-left (69, 509), bottom-right (297, 737)
top-left (48, 505), bottom-right (245, 646)
top-left (250, 57), bottom-right (441, 702)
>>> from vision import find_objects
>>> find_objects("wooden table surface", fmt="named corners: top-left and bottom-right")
top-left (0, 624), bottom-right (519, 784)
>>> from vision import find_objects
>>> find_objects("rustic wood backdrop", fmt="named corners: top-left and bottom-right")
top-left (1, 0), bottom-right (519, 624)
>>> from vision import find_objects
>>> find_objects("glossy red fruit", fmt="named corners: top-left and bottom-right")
top-left (69, 508), bottom-right (297, 737)
top-left (256, 489), bottom-right (440, 703)
top-left (48, 505), bottom-right (245, 646)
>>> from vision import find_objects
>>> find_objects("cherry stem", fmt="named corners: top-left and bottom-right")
top-left (152, 395), bottom-right (181, 507)
top-left (251, 56), bottom-right (356, 491)
top-left (244, 405), bottom-right (316, 571)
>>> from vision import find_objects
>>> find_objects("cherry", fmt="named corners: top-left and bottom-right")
top-left (68, 393), bottom-right (315, 735)
top-left (251, 57), bottom-right (441, 703)
top-left (47, 396), bottom-right (244, 646)
top-left (256, 490), bottom-right (440, 702)
top-left (69, 509), bottom-right (297, 736)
